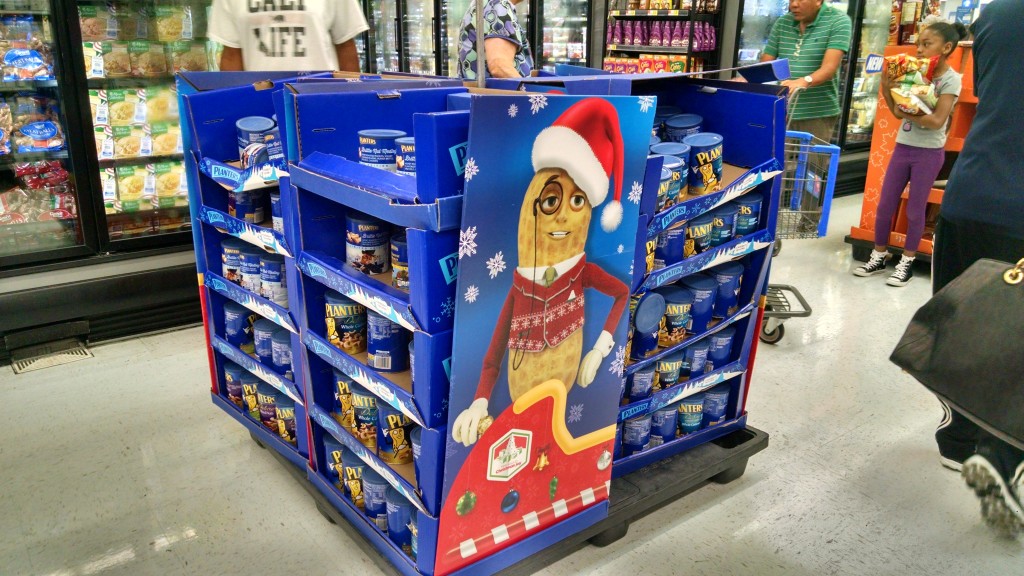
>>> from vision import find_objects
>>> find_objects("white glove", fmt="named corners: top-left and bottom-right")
top-left (577, 330), bottom-right (615, 388)
top-left (452, 398), bottom-right (489, 447)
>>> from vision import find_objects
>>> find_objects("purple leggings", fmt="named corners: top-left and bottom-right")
top-left (875, 143), bottom-right (946, 253)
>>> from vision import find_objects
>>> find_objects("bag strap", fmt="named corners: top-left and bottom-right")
top-left (1005, 259), bottom-right (1024, 285)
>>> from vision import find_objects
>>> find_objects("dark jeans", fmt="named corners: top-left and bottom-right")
top-left (932, 215), bottom-right (1024, 460)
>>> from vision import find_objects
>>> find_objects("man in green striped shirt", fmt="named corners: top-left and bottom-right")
top-left (761, 0), bottom-right (852, 143)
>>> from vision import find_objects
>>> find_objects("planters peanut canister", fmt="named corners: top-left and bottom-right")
top-left (655, 351), bottom-right (684, 390)
top-left (238, 243), bottom-right (263, 294)
top-left (665, 113), bottom-right (703, 142)
top-left (627, 364), bottom-right (656, 403)
top-left (256, 380), bottom-right (280, 431)
top-left (710, 261), bottom-right (744, 318)
top-left (678, 393), bottom-right (705, 434)
top-left (333, 368), bottom-right (356, 430)
top-left (323, 435), bottom-right (345, 490)
top-left (656, 166), bottom-right (671, 212)
top-left (259, 252), bottom-right (287, 307)
top-left (275, 395), bottom-right (297, 445)
top-left (391, 234), bottom-right (409, 291)
top-left (683, 132), bottom-right (724, 195)
top-left (235, 115), bottom-right (274, 163)
top-left (659, 152), bottom-right (687, 200)
top-left (350, 381), bottom-right (378, 450)
top-left (340, 444), bottom-right (366, 509)
top-left (622, 413), bottom-right (652, 456)
top-left (358, 129), bottom-right (406, 172)
top-left (707, 326), bottom-right (736, 371)
top-left (395, 136), bottom-right (416, 176)
top-left (386, 487), bottom-right (414, 554)
top-left (221, 236), bottom-right (244, 284)
top-left (346, 211), bottom-right (390, 274)
top-left (367, 311), bottom-right (409, 372)
top-left (223, 300), bottom-right (254, 353)
top-left (240, 370), bottom-right (260, 420)
top-left (709, 202), bottom-right (738, 248)
top-left (702, 384), bottom-right (731, 427)
top-left (271, 328), bottom-right (292, 377)
top-left (362, 468), bottom-right (390, 532)
top-left (224, 361), bottom-right (245, 408)
top-left (685, 213), bottom-right (715, 258)
top-left (655, 286), bottom-right (694, 347)
top-left (410, 426), bottom-right (423, 486)
top-left (650, 403), bottom-right (679, 446)
top-left (679, 274), bottom-right (717, 334)
top-left (681, 339), bottom-right (710, 380)
top-left (325, 290), bottom-right (367, 355)
top-left (377, 402), bottom-right (415, 465)
top-left (630, 291), bottom-right (666, 361)
top-left (654, 225), bottom-right (687, 271)
top-left (733, 193), bottom-right (763, 236)
top-left (253, 318), bottom-right (277, 365)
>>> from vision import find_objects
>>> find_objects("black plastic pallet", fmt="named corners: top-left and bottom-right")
top-left (258, 426), bottom-right (768, 576)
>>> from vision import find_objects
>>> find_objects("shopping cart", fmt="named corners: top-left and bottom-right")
top-left (760, 89), bottom-right (842, 344)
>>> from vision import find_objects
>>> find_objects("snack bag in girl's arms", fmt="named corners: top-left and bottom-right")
top-left (884, 54), bottom-right (940, 115)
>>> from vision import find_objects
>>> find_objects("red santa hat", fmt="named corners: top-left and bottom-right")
top-left (531, 98), bottom-right (625, 232)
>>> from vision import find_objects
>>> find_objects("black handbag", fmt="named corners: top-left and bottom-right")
top-left (890, 257), bottom-right (1024, 449)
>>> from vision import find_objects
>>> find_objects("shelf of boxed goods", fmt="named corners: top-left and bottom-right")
top-left (0, 150), bottom-right (68, 168)
top-left (606, 45), bottom-right (712, 55)
top-left (612, 159), bottom-right (780, 477)
top-left (0, 79), bottom-right (58, 92)
top-left (608, 9), bottom-right (716, 18)
top-left (98, 153), bottom-right (184, 169)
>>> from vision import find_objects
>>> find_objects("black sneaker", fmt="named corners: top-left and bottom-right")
top-left (886, 255), bottom-right (914, 286)
top-left (962, 441), bottom-right (1024, 537)
top-left (853, 250), bottom-right (891, 277)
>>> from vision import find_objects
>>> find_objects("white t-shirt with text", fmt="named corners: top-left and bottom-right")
top-left (209, 0), bottom-right (369, 71)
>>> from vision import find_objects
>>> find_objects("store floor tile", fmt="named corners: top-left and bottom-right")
top-left (2, 194), bottom-right (1022, 575)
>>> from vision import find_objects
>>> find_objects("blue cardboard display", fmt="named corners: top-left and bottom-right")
top-left (210, 334), bottom-right (303, 405)
top-left (618, 360), bottom-right (747, 422)
top-left (212, 393), bottom-right (309, 468)
top-left (641, 228), bottom-right (773, 292)
top-left (204, 271), bottom-right (297, 333)
top-left (195, 204), bottom-right (291, 257)
top-left (613, 413), bottom-right (750, 477)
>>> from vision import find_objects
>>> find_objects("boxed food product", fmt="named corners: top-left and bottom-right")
top-left (78, 5), bottom-right (119, 41)
top-left (129, 41), bottom-right (168, 77)
top-left (143, 85), bottom-right (179, 123)
top-left (116, 165), bottom-right (146, 211)
top-left (152, 5), bottom-right (195, 42)
top-left (90, 89), bottom-right (144, 126)
top-left (95, 125), bottom-right (113, 159)
top-left (668, 54), bottom-right (687, 73)
top-left (166, 41), bottom-right (207, 72)
top-left (100, 167), bottom-right (118, 213)
top-left (83, 41), bottom-right (131, 78)
top-left (147, 161), bottom-right (185, 208)
top-left (146, 121), bottom-right (180, 156)
top-left (117, 7), bottom-right (151, 41)
top-left (652, 55), bottom-right (670, 73)
top-left (111, 124), bottom-right (144, 158)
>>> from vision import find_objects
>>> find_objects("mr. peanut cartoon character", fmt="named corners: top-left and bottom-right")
top-left (452, 98), bottom-right (630, 446)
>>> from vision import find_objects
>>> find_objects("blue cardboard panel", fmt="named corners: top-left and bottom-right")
top-left (291, 160), bottom-right (464, 232)
top-left (412, 111), bottom-right (470, 203)
top-left (197, 205), bottom-right (291, 256)
top-left (178, 71), bottom-right (330, 92)
top-left (642, 228), bottom-right (773, 292)
top-left (211, 393), bottom-right (308, 468)
top-left (612, 413), bottom-right (748, 477)
top-left (618, 360), bottom-right (747, 422)
top-left (205, 271), bottom-right (297, 333)
top-left (287, 79), bottom-right (464, 94)
top-left (626, 301), bottom-right (756, 375)
top-left (289, 86), bottom-right (465, 162)
top-left (738, 59), bottom-right (792, 83)
top-left (210, 332), bottom-right (303, 405)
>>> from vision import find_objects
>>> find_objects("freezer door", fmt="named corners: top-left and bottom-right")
top-left (444, 0), bottom-right (470, 77)
top-left (402, 0), bottom-right (437, 74)
top-left (736, 0), bottom-right (789, 66)
top-left (0, 2), bottom-right (96, 267)
top-left (536, 0), bottom-right (589, 71)
top-left (371, 0), bottom-right (401, 72)
top-left (842, 0), bottom-right (891, 147)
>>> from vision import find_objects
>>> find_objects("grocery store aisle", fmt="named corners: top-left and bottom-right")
top-left (3, 194), bottom-right (1022, 576)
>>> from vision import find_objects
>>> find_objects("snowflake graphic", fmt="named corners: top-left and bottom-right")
top-left (459, 225), bottom-right (478, 259)
top-left (629, 262), bottom-right (635, 277)
top-left (638, 96), bottom-right (656, 113)
top-left (628, 180), bottom-right (643, 204)
top-left (464, 157), bottom-right (479, 182)
top-left (508, 103), bottom-right (518, 118)
top-left (617, 244), bottom-right (624, 254)
top-left (486, 251), bottom-right (506, 279)
top-left (465, 285), bottom-right (480, 303)
top-left (529, 94), bottom-right (548, 115)
top-left (568, 403), bottom-right (584, 424)
top-left (441, 297), bottom-right (455, 318)
top-left (609, 345), bottom-right (626, 378)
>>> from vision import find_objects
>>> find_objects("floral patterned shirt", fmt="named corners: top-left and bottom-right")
top-left (458, 0), bottom-right (533, 80)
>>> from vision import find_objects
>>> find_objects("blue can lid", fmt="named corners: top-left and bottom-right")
top-left (346, 210), bottom-right (384, 226)
top-left (655, 285), bottom-right (695, 305)
top-left (222, 237), bottom-right (245, 250)
top-left (714, 326), bottom-right (736, 339)
top-left (679, 273), bottom-right (718, 291)
top-left (650, 142), bottom-right (690, 158)
top-left (666, 113), bottom-right (703, 129)
top-left (410, 426), bottom-right (422, 446)
top-left (660, 167), bottom-right (672, 181)
top-left (271, 328), bottom-right (290, 343)
top-left (734, 193), bottom-right (764, 206)
top-left (687, 212), bottom-right (715, 227)
top-left (649, 135), bottom-right (661, 147)
top-left (634, 291), bottom-right (667, 333)
top-left (361, 467), bottom-right (387, 486)
top-left (223, 300), bottom-right (246, 314)
top-left (652, 154), bottom-right (684, 170)
top-left (236, 116), bottom-right (275, 133)
top-left (276, 394), bottom-right (295, 409)
top-left (386, 486), bottom-right (411, 506)
top-left (357, 129), bottom-right (407, 140)
top-left (395, 136), bottom-right (415, 146)
top-left (710, 261), bottom-right (745, 277)
top-left (253, 318), bottom-right (277, 333)
top-left (260, 252), bottom-right (285, 265)
top-left (239, 243), bottom-right (264, 257)
top-left (325, 290), bottom-right (357, 306)
top-left (682, 132), bottom-right (724, 148)
top-left (710, 202), bottom-right (739, 217)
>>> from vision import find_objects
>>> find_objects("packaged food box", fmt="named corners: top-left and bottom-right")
top-left (669, 55), bottom-right (687, 73)
top-left (129, 41), bottom-right (168, 77)
top-left (652, 55), bottom-right (670, 73)
top-left (79, 5), bottom-right (119, 41)
top-left (152, 5), bottom-right (195, 42)
top-left (90, 89), bottom-right (144, 126)
top-left (147, 161), bottom-right (186, 208)
top-left (639, 54), bottom-right (655, 73)
top-left (146, 121), bottom-right (181, 156)
top-left (100, 167), bottom-right (118, 213)
top-left (166, 41), bottom-right (208, 72)
top-left (83, 41), bottom-right (131, 78)
top-left (118, 7), bottom-right (151, 41)
top-left (116, 165), bottom-right (146, 212)
top-left (143, 85), bottom-right (179, 123)
top-left (111, 124), bottom-right (144, 158)
top-left (95, 125), bottom-right (113, 159)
